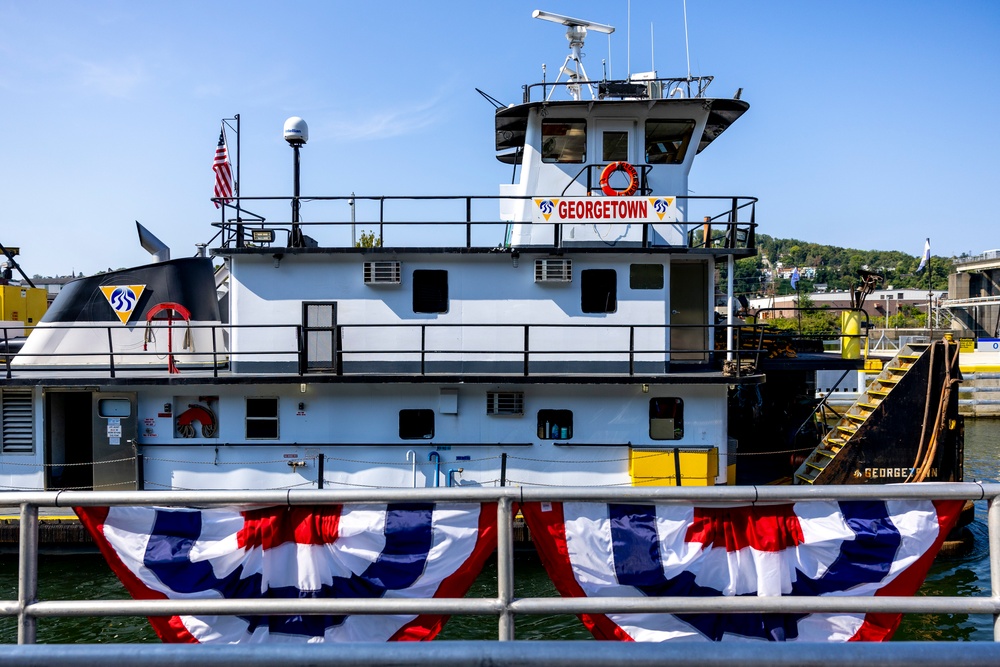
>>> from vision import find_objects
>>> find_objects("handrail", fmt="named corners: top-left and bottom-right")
top-left (7, 321), bottom-right (786, 380)
top-left (209, 194), bottom-right (758, 252)
top-left (3, 483), bottom-right (1000, 646)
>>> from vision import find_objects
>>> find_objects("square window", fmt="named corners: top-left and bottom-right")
top-left (542, 119), bottom-right (586, 163)
top-left (602, 131), bottom-right (629, 162)
top-left (630, 264), bottom-right (664, 290)
top-left (581, 269), bottom-right (617, 313)
top-left (649, 397), bottom-right (683, 440)
top-left (645, 120), bottom-right (695, 164)
top-left (400, 409), bottom-right (434, 439)
top-left (413, 270), bottom-right (449, 313)
top-left (246, 397), bottom-right (279, 439)
top-left (537, 409), bottom-right (573, 440)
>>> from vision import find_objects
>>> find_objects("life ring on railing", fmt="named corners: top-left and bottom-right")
top-left (143, 301), bottom-right (192, 374)
top-left (599, 161), bottom-right (639, 197)
top-left (176, 403), bottom-right (218, 439)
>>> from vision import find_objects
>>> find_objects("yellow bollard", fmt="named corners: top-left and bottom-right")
top-left (841, 310), bottom-right (861, 360)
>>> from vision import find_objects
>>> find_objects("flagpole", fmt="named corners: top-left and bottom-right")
top-left (926, 238), bottom-right (932, 336)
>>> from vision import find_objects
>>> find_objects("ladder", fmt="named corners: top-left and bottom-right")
top-left (793, 342), bottom-right (929, 484)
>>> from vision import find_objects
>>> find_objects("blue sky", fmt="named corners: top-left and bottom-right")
top-left (1, 1), bottom-right (998, 278)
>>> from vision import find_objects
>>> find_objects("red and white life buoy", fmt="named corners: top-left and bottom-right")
top-left (599, 161), bottom-right (639, 197)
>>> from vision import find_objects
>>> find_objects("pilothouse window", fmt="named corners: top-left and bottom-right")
top-left (602, 131), bottom-right (629, 162)
top-left (645, 120), bottom-right (696, 164)
top-left (542, 119), bottom-right (586, 163)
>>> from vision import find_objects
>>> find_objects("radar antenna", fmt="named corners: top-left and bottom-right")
top-left (532, 10), bottom-right (614, 101)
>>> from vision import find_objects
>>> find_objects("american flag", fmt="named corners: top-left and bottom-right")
top-left (213, 130), bottom-right (234, 208)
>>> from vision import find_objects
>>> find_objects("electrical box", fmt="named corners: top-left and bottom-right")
top-left (1, 284), bottom-right (48, 327)
top-left (629, 446), bottom-right (719, 486)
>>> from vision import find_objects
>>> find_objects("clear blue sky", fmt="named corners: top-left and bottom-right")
top-left (2, 1), bottom-right (998, 278)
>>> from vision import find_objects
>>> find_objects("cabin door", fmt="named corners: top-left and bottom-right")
top-left (302, 302), bottom-right (338, 373)
top-left (91, 392), bottom-right (138, 490)
top-left (669, 262), bottom-right (708, 362)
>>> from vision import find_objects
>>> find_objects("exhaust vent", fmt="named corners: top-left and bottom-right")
top-left (486, 391), bottom-right (524, 416)
top-left (1, 389), bottom-right (33, 453)
top-left (363, 261), bottom-right (401, 285)
top-left (535, 258), bottom-right (572, 283)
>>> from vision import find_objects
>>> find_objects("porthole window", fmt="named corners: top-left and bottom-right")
top-left (649, 397), bottom-right (683, 440)
top-left (400, 409), bottom-right (435, 439)
top-left (537, 409), bottom-right (573, 440)
top-left (246, 397), bottom-right (279, 439)
top-left (581, 269), bottom-right (617, 313)
top-left (412, 270), bottom-right (449, 313)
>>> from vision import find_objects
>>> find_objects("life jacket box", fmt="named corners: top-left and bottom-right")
top-left (629, 446), bottom-right (719, 487)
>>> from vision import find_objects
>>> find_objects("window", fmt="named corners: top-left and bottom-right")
top-left (581, 269), bottom-right (617, 313)
top-left (1, 390), bottom-right (33, 453)
top-left (645, 120), bottom-right (695, 164)
top-left (602, 131), bottom-right (628, 161)
top-left (412, 270), bottom-right (449, 313)
top-left (630, 264), bottom-right (664, 290)
top-left (537, 409), bottom-right (572, 440)
top-left (400, 409), bottom-right (434, 439)
top-left (246, 397), bottom-right (279, 439)
top-left (650, 397), bottom-right (684, 440)
top-left (486, 392), bottom-right (524, 415)
top-left (97, 398), bottom-right (130, 418)
top-left (542, 119), bottom-right (586, 163)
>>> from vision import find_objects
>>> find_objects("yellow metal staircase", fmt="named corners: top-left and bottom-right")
top-left (793, 343), bottom-right (928, 484)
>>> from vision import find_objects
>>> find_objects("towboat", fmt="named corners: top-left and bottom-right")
top-left (1, 11), bottom-right (961, 496)
top-left (0, 9), bottom-right (972, 647)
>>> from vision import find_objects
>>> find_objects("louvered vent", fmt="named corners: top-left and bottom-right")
top-left (1, 390), bottom-right (33, 453)
top-left (486, 391), bottom-right (524, 416)
top-left (534, 258), bottom-right (572, 283)
top-left (363, 261), bottom-right (401, 285)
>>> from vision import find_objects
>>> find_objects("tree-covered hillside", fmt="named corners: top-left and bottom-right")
top-left (724, 235), bottom-right (952, 298)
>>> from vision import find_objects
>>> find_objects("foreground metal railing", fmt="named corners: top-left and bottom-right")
top-left (3, 483), bottom-right (1000, 649)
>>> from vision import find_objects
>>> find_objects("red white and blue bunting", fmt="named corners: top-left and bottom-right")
top-left (77, 497), bottom-right (961, 643)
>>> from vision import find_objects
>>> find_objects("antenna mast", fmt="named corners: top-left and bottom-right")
top-left (532, 10), bottom-right (615, 101)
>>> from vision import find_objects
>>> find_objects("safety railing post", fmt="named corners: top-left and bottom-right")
top-left (17, 502), bottom-right (38, 644)
top-left (497, 496), bottom-right (515, 641)
top-left (989, 496), bottom-right (1000, 641)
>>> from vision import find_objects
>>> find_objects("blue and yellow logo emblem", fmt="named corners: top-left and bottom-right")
top-left (100, 285), bottom-right (146, 324)
top-left (648, 197), bottom-right (676, 221)
top-left (534, 198), bottom-right (559, 221)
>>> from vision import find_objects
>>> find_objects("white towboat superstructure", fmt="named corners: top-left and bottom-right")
top-left (0, 11), bottom-right (960, 494)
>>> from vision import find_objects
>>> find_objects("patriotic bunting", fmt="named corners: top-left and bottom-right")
top-left (76, 503), bottom-right (497, 643)
top-left (521, 499), bottom-right (962, 642)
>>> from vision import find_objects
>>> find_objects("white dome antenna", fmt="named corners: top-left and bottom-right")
top-left (532, 10), bottom-right (615, 101)
top-left (283, 116), bottom-right (309, 146)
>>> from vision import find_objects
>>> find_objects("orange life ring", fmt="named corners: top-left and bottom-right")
top-left (599, 161), bottom-right (639, 197)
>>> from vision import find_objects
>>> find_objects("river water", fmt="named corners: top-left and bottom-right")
top-left (1, 419), bottom-right (997, 643)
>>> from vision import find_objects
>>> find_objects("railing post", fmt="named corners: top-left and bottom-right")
top-left (17, 502), bottom-right (38, 644)
top-left (466, 198), bottom-right (472, 248)
top-left (523, 326), bottom-right (530, 377)
top-left (211, 324), bottom-right (219, 379)
top-left (989, 496), bottom-right (1000, 641)
top-left (317, 453), bottom-right (325, 489)
top-left (497, 496), bottom-right (515, 641)
top-left (629, 326), bottom-right (635, 376)
top-left (420, 326), bottom-right (426, 376)
top-left (106, 327), bottom-right (116, 378)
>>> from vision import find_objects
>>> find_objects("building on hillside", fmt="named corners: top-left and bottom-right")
top-left (748, 289), bottom-right (947, 322)
top-left (944, 250), bottom-right (1000, 338)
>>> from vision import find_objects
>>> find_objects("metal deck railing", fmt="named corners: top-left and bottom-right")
top-left (208, 194), bottom-right (757, 252)
top-left (3, 483), bottom-right (1000, 650)
top-left (5, 321), bottom-right (791, 381)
